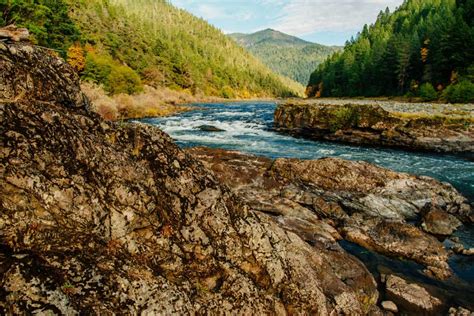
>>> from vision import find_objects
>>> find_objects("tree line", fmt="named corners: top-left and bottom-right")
top-left (1, 0), bottom-right (303, 98)
top-left (307, 0), bottom-right (474, 102)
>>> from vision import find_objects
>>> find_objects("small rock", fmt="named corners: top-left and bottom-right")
top-left (381, 300), bottom-right (398, 313)
top-left (462, 248), bottom-right (474, 256)
top-left (385, 275), bottom-right (442, 314)
top-left (452, 242), bottom-right (465, 254)
top-left (451, 236), bottom-right (461, 243)
top-left (197, 125), bottom-right (225, 132)
top-left (421, 208), bottom-right (462, 236)
top-left (448, 306), bottom-right (473, 316)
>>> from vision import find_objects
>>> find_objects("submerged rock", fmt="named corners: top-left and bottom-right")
top-left (197, 125), bottom-right (225, 132)
top-left (1, 42), bottom-right (382, 314)
top-left (274, 101), bottom-right (474, 153)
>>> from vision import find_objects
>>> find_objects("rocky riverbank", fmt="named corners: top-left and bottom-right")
top-left (1, 40), bottom-right (473, 314)
top-left (274, 99), bottom-right (474, 154)
top-left (188, 146), bottom-right (474, 312)
top-left (1, 38), bottom-right (383, 315)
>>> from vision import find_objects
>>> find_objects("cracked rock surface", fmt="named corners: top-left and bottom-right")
top-left (1, 43), bottom-right (384, 314)
top-left (188, 147), bottom-right (472, 281)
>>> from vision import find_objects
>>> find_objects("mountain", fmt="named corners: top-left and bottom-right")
top-left (229, 29), bottom-right (341, 85)
top-left (307, 0), bottom-right (474, 102)
top-left (0, 0), bottom-right (303, 98)
top-left (231, 28), bottom-right (312, 47)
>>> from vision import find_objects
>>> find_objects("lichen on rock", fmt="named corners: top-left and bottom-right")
top-left (1, 42), bottom-right (382, 314)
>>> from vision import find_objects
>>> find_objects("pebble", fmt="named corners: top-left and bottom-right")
top-left (381, 301), bottom-right (398, 313)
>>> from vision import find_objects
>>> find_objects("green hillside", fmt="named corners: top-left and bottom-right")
top-left (307, 0), bottom-right (474, 102)
top-left (229, 29), bottom-right (340, 85)
top-left (1, 0), bottom-right (304, 98)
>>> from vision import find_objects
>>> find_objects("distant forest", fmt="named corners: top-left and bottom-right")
top-left (230, 29), bottom-right (339, 85)
top-left (307, 0), bottom-right (474, 102)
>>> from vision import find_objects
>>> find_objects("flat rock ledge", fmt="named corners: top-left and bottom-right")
top-left (274, 100), bottom-right (474, 154)
top-left (385, 274), bottom-right (442, 315)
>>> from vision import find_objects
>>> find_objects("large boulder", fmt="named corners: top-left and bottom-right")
top-left (384, 275), bottom-right (442, 315)
top-left (1, 42), bottom-right (380, 314)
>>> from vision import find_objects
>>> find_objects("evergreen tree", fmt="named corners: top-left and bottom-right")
top-left (307, 0), bottom-right (474, 100)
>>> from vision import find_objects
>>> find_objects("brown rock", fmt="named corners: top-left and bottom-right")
top-left (385, 275), bottom-right (442, 315)
top-left (0, 25), bottom-right (30, 42)
top-left (188, 147), bottom-right (471, 280)
top-left (274, 101), bottom-right (474, 153)
top-left (0, 42), bottom-right (380, 314)
top-left (462, 248), bottom-right (474, 256)
top-left (342, 216), bottom-right (451, 279)
top-left (381, 300), bottom-right (398, 313)
top-left (422, 208), bottom-right (463, 236)
top-left (448, 306), bottom-right (474, 316)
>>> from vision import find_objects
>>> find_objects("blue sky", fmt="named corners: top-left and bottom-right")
top-left (171, 0), bottom-right (404, 45)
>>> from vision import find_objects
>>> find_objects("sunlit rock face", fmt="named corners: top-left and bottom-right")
top-left (1, 41), bottom-right (383, 314)
top-left (274, 101), bottom-right (474, 153)
top-left (188, 147), bottom-right (472, 280)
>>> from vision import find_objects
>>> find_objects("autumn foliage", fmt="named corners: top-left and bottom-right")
top-left (67, 43), bottom-right (86, 73)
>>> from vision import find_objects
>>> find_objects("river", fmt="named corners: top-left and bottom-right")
top-left (137, 101), bottom-right (473, 201)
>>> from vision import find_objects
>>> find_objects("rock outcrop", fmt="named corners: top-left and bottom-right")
top-left (188, 147), bottom-right (472, 280)
top-left (274, 101), bottom-right (474, 153)
top-left (1, 42), bottom-right (385, 314)
top-left (0, 25), bottom-right (30, 42)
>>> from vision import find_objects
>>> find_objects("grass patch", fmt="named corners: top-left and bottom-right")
top-left (82, 83), bottom-right (202, 120)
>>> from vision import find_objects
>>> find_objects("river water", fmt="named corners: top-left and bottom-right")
top-left (137, 101), bottom-right (474, 307)
top-left (138, 101), bottom-right (473, 200)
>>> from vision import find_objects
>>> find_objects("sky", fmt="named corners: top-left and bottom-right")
top-left (170, 0), bottom-right (404, 46)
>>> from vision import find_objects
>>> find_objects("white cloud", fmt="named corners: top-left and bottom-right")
top-left (269, 0), bottom-right (403, 36)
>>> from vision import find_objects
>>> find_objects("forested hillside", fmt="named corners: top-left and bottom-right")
top-left (307, 0), bottom-right (474, 102)
top-left (230, 29), bottom-right (340, 85)
top-left (0, 0), bottom-right (303, 98)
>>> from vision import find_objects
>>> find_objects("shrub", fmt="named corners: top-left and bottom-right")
top-left (442, 81), bottom-right (474, 103)
top-left (108, 66), bottom-right (143, 95)
top-left (328, 106), bottom-right (359, 132)
top-left (418, 83), bottom-right (438, 101)
top-left (67, 43), bottom-right (86, 73)
top-left (82, 52), bottom-right (143, 95)
top-left (221, 85), bottom-right (235, 99)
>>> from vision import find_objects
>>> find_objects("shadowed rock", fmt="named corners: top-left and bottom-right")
top-left (197, 125), bottom-right (225, 132)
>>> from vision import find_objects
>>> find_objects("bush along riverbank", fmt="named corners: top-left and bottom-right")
top-left (274, 99), bottom-right (474, 154)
